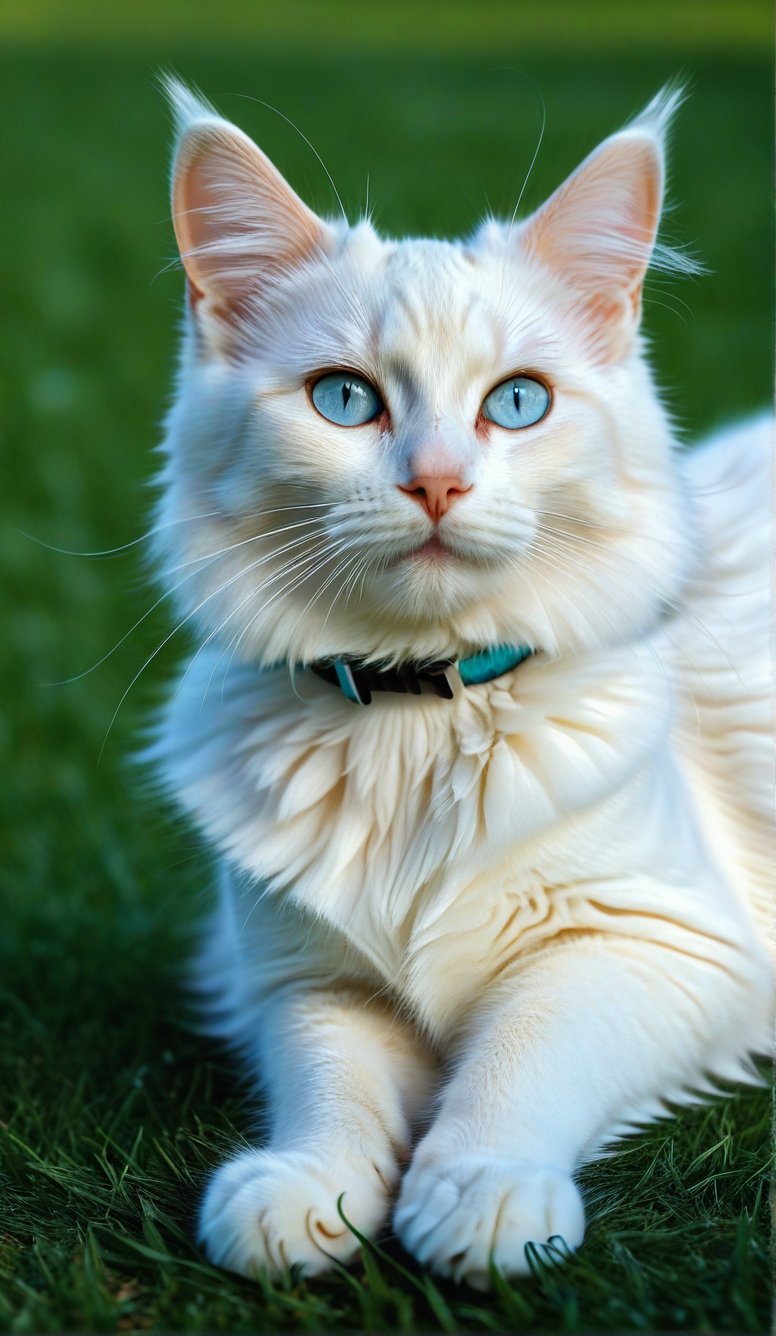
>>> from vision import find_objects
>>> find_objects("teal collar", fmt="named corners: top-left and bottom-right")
top-left (309, 643), bottom-right (534, 706)
top-left (458, 642), bottom-right (533, 686)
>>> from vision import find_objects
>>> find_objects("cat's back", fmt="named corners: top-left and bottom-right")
top-left (671, 415), bottom-right (773, 941)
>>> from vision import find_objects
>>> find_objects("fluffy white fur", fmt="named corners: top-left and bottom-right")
top-left (148, 80), bottom-right (773, 1288)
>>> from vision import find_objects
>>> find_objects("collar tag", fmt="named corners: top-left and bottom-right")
top-left (334, 660), bottom-right (370, 706)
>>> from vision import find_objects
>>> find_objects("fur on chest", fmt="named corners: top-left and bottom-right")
top-left (154, 644), bottom-right (671, 959)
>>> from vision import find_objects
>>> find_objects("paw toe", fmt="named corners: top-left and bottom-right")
top-left (396, 1153), bottom-right (584, 1287)
top-left (199, 1147), bottom-right (390, 1280)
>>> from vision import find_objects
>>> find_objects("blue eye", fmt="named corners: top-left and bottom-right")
top-left (311, 372), bottom-right (383, 427)
top-left (482, 376), bottom-right (550, 429)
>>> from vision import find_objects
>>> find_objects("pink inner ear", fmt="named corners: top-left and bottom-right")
top-left (171, 121), bottom-right (332, 315)
top-left (521, 133), bottom-right (663, 300)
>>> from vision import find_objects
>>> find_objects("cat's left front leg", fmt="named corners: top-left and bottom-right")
top-left (396, 923), bottom-right (768, 1288)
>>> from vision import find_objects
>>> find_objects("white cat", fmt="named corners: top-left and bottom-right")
top-left (149, 80), bottom-right (773, 1289)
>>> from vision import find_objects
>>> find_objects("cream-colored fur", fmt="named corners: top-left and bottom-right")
top-left (149, 81), bottom-right (773, 1287)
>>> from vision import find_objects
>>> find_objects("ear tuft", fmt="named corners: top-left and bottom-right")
top-left (623, 82), bottom-right (703, 283)
top-left (159, 73), bottom-right (221, 142)
top-left (625, 81), bottom-right (686, 148)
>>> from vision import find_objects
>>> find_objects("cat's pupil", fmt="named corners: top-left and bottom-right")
top-left (513, 384), bottom-right (521, 413)
top-left (341, 382), bottom-right (352, 410)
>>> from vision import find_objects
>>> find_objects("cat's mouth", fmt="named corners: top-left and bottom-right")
top-left (388, 531), bottom-right (509, 572)
top-left (403, 532), bottom-right (506, 568)
top-left (409, 534), bottom-right (451, 562)
top-left (381, 529), bottom-right (514, 574)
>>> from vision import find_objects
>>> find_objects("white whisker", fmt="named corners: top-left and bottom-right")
top-left (195, 538), bottom-right (343, 709)
top-left (96, 530), bottom-right (340, 759)
top-left (53, 525), bottom-right (328, 686)
top-left (19, 510), bottom-right (222, 559)
top-left (165, 514), bottom-right (326, 575)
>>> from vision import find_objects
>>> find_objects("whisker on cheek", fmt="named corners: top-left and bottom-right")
top-left (177, 537), bottom-right (343, 707)
top-left (200, 540), bottom-right (348, 709)
top-left (277, 536), bottom-right (375, 660)
top-left (165, 513), bottom-right (328, 575)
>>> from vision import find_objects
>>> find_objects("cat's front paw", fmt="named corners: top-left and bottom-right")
top-left (395, 1150), bottom-right (584, 1289)
top-left (199, 1146), bottom-right (393, 1279)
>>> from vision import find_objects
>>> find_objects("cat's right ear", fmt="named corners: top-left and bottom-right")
top-left (164, 78), bottom-right (335, 328)
top-left (484, 87), bottom-right (694, 364)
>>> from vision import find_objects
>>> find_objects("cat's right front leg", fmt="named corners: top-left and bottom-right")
top-left (395, 916), bottom-right (769, 1288)
top-left (198, 985), bottom-right (437, 1279)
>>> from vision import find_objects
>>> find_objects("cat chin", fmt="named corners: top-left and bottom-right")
top-left (369, 554), bottom-right (510, 625)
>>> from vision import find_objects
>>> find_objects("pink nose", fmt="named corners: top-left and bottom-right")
top-left (397, 476), bottom-right (472, 523)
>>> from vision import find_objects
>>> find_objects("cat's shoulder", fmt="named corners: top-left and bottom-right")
top-left (679, 412), bottom-right (772, 560)
top-left (681, 412), bottom-right (772, 500)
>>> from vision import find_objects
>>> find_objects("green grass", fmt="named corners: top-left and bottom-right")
top-left (1, 9), bottom-right (772, 1332)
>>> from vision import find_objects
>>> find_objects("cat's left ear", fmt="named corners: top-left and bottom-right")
top-left (516, 89), bottom-right (682, 362)
top-left (164, 77), bottom-right (335, 332)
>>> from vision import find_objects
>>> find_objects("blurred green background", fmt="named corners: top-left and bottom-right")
top-left (1, 2), bottom-right (771, 1331)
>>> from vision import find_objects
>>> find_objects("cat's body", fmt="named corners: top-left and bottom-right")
top-left (150, 82), bottom-right (772, 1286)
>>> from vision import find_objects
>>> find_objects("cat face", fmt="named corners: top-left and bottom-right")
top-left (155, 82), bottom-right (693, 669)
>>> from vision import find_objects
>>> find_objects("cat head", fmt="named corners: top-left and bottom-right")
top-left (155, 79), bottom-right (695, 670)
